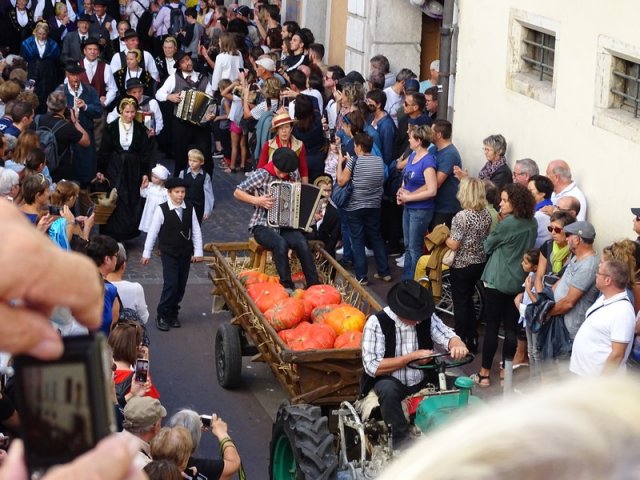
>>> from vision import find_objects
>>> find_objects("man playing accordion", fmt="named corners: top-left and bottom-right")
top-left (234, 147), bottom-right (320, 290)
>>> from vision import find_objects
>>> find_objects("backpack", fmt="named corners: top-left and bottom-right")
top-left (34, 115), bottom-right (67, 173)
top-left (166, 4), bottom-right (185, 36)
top-left (253, 109), bottom-right (275, 161)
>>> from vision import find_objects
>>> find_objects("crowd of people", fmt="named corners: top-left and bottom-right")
top-left (1, 0), bottom-right (640, 477)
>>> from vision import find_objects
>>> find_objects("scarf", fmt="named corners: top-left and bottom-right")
top-left (478, 156), bottom-right (507, 181)
top-left (551, 242), bottom-right (570, 274)
top-left (262, 161), bottom-right (290, 180)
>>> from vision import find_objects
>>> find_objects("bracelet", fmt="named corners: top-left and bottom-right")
top-left (219, 437), bottom-right (234, 452)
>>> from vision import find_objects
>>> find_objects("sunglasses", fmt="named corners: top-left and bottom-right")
top-left (547, 226), bottom-right (564, 234)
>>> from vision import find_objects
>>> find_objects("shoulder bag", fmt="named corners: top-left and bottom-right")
top-left (331, 156), bottom-right (357, 209)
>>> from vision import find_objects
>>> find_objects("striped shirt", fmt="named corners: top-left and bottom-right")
top-left (345, 154), bottom-right (385, 211)
top-left (362, 306), bottom-right (457, 387)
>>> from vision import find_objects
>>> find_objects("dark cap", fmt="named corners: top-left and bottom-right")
top-left (271, 147), bottom-right (299, 173)
top-left (125, 77), bottom-right (144, 91)
top-left (174, 50), bottom-right (189, 69)
top-left (563, 221), bottom-right (596, 241)
top-left (236, 5), bottom-right (251, 17)
top-left (76, 13), bottom-right (91, 23)
top-left (82, 36), bottom-right (101, 49)
top-left (165, 177), bottom-right (188, 190)
top-left (64, 61), bottom-right (85, 74)
top-left (93, 0), bottom-right (107, 5)
top-left (387, 280), bottom-right (435, 323)
top-left (404, 78), bottom-right (420, 93)
top-left (123, 28), bottom-right (139, 40)
top-left (123, 397), bottom-right (166, 430)
top-left (631, 208), bottom-right (640, 217)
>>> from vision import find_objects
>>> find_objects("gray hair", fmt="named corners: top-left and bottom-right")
top-left (430, 60), bottom-right (440, 71)
top-left (167, 409), bottom-right (202, 453)
top-left (483, 134), bottom-right (507, 157)
top-left (514, 158), bottom-right (539, 176)
top-left (0, 168), bottom-right (19, 196)
top-left (550, 163), bottom-right (572, 181)
top-left (396, 68), bottom-right (417, 83)
top-left (603, 259), bottom-right (631, 290)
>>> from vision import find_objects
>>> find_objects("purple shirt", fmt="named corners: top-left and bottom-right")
top-left (403, 151), bottom-right (436, 209)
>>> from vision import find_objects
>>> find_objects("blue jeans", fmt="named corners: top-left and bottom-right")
top-left (337, 206), bottom-right (353, 262)
top-left (252, 226), bottom-right (320, 289)
top-left (346, 208), bottom-right (390, 281)
top-left (402, 207), bottom-right (433, 280)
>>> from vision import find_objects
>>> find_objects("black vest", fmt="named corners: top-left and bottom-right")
top-left (174, 72), bottom-right (209, 93)
top-left (182, 170), bottom-right (205, 207)
top-left (360, 310), bottom-right (433, 398)
top-left (158, 201), bottom-right (194, 258)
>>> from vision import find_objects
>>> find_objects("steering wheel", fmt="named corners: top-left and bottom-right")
top-left (407, 352), bottom-right (475, 371)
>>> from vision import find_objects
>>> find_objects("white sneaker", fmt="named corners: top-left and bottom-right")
top-left (396, 256), bottom-right (405, 268)
top-left (336, 247), bottom-right (344, 255)
top-left (395, 253), bottom-right (405, 264)
top-left (365, 248), bottom-right (374, 257)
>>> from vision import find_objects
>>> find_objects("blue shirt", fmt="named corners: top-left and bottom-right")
top-left (434, 143), bottom-right (462, 214)
top-left (101, 281), bottom-right (119, 336)
top-left (535, 198), bottom-right (553, 211)
top-left (403, 151), bottom-right (437, 209)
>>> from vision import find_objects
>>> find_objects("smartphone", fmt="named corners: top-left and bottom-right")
top-left (329, 129), bottom-right (336, 144)
top-left (86, 206), bottom-right (94, 217)
top-left (48, 205), bottom-right (62, 216)
top-left (134, 358), bottom-right (149, 383)
top-left (238, 67), bottom-right (245, 73)
top-left (13, 334), bottom-right (116, 476)
top-left (200, 414), bottom-right (212, 427)
top-left (340, 144), bottom-right (347, 157)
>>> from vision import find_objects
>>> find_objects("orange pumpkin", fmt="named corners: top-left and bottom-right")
top-left (265, 298), bottom-right (306, 331)
top-left (303, 285), bottom-right (342, 309)
top-left (291, 271), bottom-right (306, 284)
top-left (311, 304), bottom-right (341, 323)
top-left (279, 322), bottom-right (336, 350)
top-left (334, 331), bottom-right (363, 349)
top-left (239, 270), bottom-right (279, 287)
top-left (247, 282), bottom-right (289, 313)
top-left (323, 305), bottom-right (366, 335)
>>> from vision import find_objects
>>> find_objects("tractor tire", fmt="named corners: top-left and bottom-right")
top-left (270, 404), bottom-right (338, 480)
top-left (215, 323), bottom-right (242, 388)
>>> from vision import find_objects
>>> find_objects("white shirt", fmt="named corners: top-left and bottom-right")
top-left (106, 97), bottom-right (164, 134)
top-left (165, 58), bottom-right (176, 77)
top-left (16, 9), bottom-right (29, 27)
top-left (138, 183), bottom-right (168, 232)
top-left (325, 98), bottom-right (337, 130)
top-left (551, 181), bottom-right (588, 221)
top-left (36, 39), bottom-right (46, 57)
top-left (142, 200), bottom-right (204, 259)
top-left (210, 52), bottom-right (242, 92)
top-left (288, 89), bottom-right (324, 119)
top-left (156, 71), bottom-right (213, 101)
top-left (35, 0), bottom-right (76, 21)
top-left (570, 291), bottom-right (635, 376)
top-left (118, 120), bottom-right (134, 150)
top-left (125, 0), bottom-right (149, 30)
top-left (110, 50), bottom-right (160, 82)
top-left (112, 280), bottom-right (150, 324)
top-left (383, 86), bottom-right (403, 127)
top-left (83, 58), bottom-right (117, 106)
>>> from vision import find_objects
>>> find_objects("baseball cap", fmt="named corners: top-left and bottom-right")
top-left (563, 221), bottom-right (596, 241)
top-left (235, 5), bottom-right (251, 17)
top-left (123, 397), bottom-right (167, 430)
top-left (255, 57), bottom-right (276, 72)
top-left (404, 78), bottom-right (420, 93)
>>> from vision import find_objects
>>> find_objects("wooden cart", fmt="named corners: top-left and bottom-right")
top-left (204, 240), bottom-right (381, 406)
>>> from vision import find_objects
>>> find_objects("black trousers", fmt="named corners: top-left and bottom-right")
top-left (171, 119), bottom-right (213, 176)
top-left (449, 262), bottom-right (485, 343)
top-left (481, 287), bottom-right (519, 370)
top-left (157, 253), bottom-right (191, 320)
top-left (429, 211), bottom-right (456, 230)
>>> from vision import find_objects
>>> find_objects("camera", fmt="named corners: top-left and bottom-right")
top-left (134, 358), bottom-right (149, 383)
top-left (13, 334), bottom-right (116, 476)
top-left (200, 414), bottom-right (212, 427)
top-left (340, 144), bottom-right (347, 157)
top-left (329, 129), bottom-right (336, 144)
top-left (48, 205), bottom-right (62, 216)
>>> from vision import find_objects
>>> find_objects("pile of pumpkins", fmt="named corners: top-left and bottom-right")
top-left (238, 270), bottom-right (365, 351)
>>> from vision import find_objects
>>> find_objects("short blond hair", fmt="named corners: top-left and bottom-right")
top-left (187, 149), bottom-right (204, 164)
top-left (456, 177), bottom-right (487, 212)
top-left (150, 427), bottom-right (193, 470)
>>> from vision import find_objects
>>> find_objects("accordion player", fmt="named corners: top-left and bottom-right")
top-left (267, 181), bottom-right (323, 232)
top-left (174, 89), bottom-right (217, 126)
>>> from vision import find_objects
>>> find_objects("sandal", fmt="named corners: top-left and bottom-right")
top-left (470, 373), bottom-right (491, 388)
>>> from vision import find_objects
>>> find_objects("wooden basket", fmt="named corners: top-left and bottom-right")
top-left (89, 192), bottom-right (116, 225)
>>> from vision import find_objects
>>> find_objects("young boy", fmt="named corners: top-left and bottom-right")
top-left (234, 147), bottom-right (320, 290)
top-left (179, 148), bottom-right (214, 225)
top-left (86, 234), bottom-right (121, 335)
top-left (141, 177), bottom-right (204, 331)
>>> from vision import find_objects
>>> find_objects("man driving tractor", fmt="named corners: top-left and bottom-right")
top-left (361, 280), bottom-right (469, 449)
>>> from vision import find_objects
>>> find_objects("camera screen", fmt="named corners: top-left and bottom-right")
top-left (19, 362), bottom-right (94, 459)
top-left (135, 359), bottom-right (149, 383)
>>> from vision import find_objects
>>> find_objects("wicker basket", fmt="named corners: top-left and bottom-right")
top-left (89, 192), bottom-right (116, 225)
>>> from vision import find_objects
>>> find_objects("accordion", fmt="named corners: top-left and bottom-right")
top-left (267, 181), bottom-right (323, 232)
top-left (174, 89), bottom-right (217, 125)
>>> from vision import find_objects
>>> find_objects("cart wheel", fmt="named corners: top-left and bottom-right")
top-left (215, 323), bottom-right (243, 389)
top-left (269, 404), bottom-right (338, 480)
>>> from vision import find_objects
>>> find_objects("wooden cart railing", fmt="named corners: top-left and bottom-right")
top-left (205, 241), bottom-right (381, 406)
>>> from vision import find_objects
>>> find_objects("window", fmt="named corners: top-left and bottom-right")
top-left (520, 28), bottom-right (555, 82)
top-left (610, 57), bottom-right (640, 118)
top-left (506, 10), bottom-right (559, 107)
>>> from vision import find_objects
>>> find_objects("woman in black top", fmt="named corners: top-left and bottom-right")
top-left (1, 0), bottom-right (35, 55)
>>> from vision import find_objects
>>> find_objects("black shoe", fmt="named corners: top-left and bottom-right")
top-left (156, 317), bottom-right (170, 331)
top-left (170, 317), bottom-right (181, 328)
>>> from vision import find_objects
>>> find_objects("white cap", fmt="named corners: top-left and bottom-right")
top-left (256, 57), bottom-right (276, 72)
top-left (151, 164), bottom-right (170, 181)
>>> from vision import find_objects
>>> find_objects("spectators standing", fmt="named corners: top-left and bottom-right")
top-left (86, 234), bottom-right (121, 335)
top-left (177, 7), bottom-right (205, 60)
top-left (123, 396), bottom-right (166, 470)
top-left (370, 53), bottom-right (394, 89)
top-left (547, 221), bottom-right (600, 340)
top-left (430, 119), bottom-right (462, 229)
top-left (527, 174), bottom-right (554, 248)
top-left (456, 134), bottom-right (512, 190)
top-left (424, 86), bottom-right (439, 124)
top-left (570, 259), bottom-right (636, 376)
top-left (383, 68), bottom-right (416, 127)
top-left (419, 59), bottom-right (439, 92)
top-left (108, 242), bottom-right (151, 324)
top-left (142, 177), bottom-right (204, 332)
top-left (282, 29), bottom-right (308, 72)
top-left (366, 88), bottom-right (396, 167)
top-left (546, 159), bottom-right (587, 221)
top-left (210, 32), bottom-right (243, 92)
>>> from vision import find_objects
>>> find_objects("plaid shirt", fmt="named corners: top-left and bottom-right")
top-left (236, 168), bottom-right (301, 231)
top-left (362, 306), bottom-right (457, 387)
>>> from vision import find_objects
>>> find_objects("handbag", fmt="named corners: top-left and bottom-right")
top-left (442, 248), bottom-right (456, 266)
top-left (331, 156), bottom-right (357, 209)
